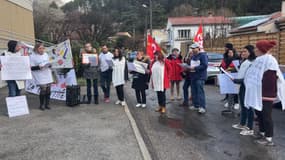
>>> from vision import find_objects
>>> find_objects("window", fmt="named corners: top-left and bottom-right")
top-left (178, 29), bottom-right (191, 40)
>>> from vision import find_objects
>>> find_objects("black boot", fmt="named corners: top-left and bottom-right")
top-left (94, 95), bottom-right (99, 104)
top-left (39, 94), bottom-right (45, 111)
top-left (45, 94), bottom-right (51, 110)
top-left (87, 96), bottom-right (92, 104)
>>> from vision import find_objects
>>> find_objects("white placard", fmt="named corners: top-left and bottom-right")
top-left (218, 73), bottom-right (239, 94)
top-left (0, 56), bottom-right (32, 80)
top-left (190, 60), bottom-right (200, 67)
top-left (127, 62), bottom-right (146, 74)
top-left (134, 60), bottom-right (148, 69)
top-left (82, 54), bottom-right (97, 65)
top-left (6, 96), bottom-right (29, 118)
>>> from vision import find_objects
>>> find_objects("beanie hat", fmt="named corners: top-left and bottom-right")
top-left (225, 43), bottom-right (233, 50)
top-left (256, 40), bottom-right (276, 53)
top-left (7, 40), bottom-right (18, 53)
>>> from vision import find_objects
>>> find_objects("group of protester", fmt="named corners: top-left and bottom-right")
top-left (1, 39), bottom-right (285, 146)
top-left (220, 41), bottom-right (285, 146)
top-left (79, 42), bottom-right (208, 114)
top-left (1, 41), bottom-right (53, 110)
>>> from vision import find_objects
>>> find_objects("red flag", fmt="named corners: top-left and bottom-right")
top-left (193, 24), bottom-right (204, 51)
top-left (147, 35), bottom-right (161, 60)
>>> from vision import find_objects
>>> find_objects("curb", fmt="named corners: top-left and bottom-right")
top-left (124, 104), bottom-right (152, 160)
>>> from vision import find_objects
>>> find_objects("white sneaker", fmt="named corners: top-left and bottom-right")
top-left (136, 104), bottom-right (142, 108)
top-left (198, 108), bottom-right (206, 114)
top-left (141, 104), bottom-right (146, 108)
top-left (115, 100), bottom-right (121, 105)
top-left (240, 129), bottom-right (254, 136)
top-left (121, 101), bottom-right (126, 106)
top-left (189, 106), bottom-right (199, 110)
top-left (234, 103), bottom-right (240, 110)
top-left (224, 102), bottom-right (229, 108)
top-left (232, 124), bottom-right (248, 130)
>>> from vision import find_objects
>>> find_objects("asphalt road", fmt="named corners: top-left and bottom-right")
top-left (125, 81), bottom-right (285, 160)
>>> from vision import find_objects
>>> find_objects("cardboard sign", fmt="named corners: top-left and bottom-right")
top-left (0, 56), bottom-right (32, 80)
top-left (6, 96), bottom-right (30, 118)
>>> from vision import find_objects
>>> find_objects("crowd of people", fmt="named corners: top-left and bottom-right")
top-left (1, 39), bottom-right (285, 146)
top-left (220, 41), bottom-right (285, 146)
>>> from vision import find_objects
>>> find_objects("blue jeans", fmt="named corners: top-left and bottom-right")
top-left (100, 69), bottom-right (112, 98)
top-left (239, 84), bottom-right (254, 129)
top-left (240, 106), bottom-right (254, 129)
top-left (183, 79), bottom-right (191, 104)
top-left (86, 79), bottom-right (98, 97)
top-left (7, 80), bottom-right (21, 97)
top-left (191, 79), bottom-right (206, 108)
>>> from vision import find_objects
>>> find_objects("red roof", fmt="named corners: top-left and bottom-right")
top-left (168, 16), bottom-right (231, 26)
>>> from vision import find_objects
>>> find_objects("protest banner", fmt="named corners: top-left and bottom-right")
top-left (20, 39), bottom-right (73, 69)
top-left (26, 69), bottom-right (77, 101)
top-left (46, 39), bottom-right (73, 68)
top-left (6, 96), bottom-right (29, 118)
top-left (0, 56), bottom-right (32, 80)
top-left (18, 40), bottom-right (77, 101)
top-left (218, 73), bottom-right (239, 94)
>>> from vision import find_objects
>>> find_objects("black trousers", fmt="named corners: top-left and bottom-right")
top-left (156, 90), bottom-right (166, 107)
top-left (255, 101), bottom-right (274, 137)
top-left (135, 89), bottom-right (146, 104)
top-left (115, 85), bottom-right (124, 101)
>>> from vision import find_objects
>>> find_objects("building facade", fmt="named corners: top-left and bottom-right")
top-left (166, 16), bottom-right (232, 55)
top-left (0, 0), bottom-right (35, 49)
top-left (0, 0), bottom-right (35, 87)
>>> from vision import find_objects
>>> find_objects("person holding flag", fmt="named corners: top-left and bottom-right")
top-left (193, 24), bottom-right (204, 51)
top-left (146, 35), bottom-right (161, 60)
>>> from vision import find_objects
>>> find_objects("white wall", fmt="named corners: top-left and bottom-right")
top-left (167, 22), bottom-right (231, 52)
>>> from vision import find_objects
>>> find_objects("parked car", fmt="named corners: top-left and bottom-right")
top-left (206, 52), bottom-right (223, 80)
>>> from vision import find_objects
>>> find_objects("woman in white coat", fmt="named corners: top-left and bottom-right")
top-left (112, 48), bottom-right (126, 106)
top-left (30, 43), bottom-right (54, 110)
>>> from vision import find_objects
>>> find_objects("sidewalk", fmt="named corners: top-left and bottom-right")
top-left (0, 86), bottom-right (143, 160)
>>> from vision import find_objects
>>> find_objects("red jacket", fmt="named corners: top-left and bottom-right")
top-left (150, 59), bottom-right (171, 89)
top-left (220, 59), bottom-right (236, 72)
top-left (168, 58), bottom-right (183, 81)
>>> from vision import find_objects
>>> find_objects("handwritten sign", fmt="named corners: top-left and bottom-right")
top-left (6, 96), bottom-right (29, 118)
top-left (0, 56), bottom-right (32, 80)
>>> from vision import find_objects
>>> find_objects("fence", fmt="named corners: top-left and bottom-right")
top-left (204, 31), bottom-right (285, 64)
